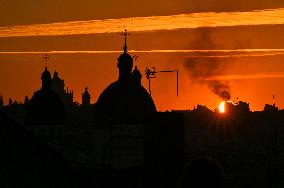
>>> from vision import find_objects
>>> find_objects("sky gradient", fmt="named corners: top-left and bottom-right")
top-left (1, 0), bottom-right (284, 111)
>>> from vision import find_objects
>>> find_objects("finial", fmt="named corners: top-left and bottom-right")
top-left (121, 29), bottom-right (130, 53)
top-left (42, 54), bottom-right (50, 70)
top-left (43, 54), bottom-right (49, 62)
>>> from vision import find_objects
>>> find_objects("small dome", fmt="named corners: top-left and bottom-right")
top-left (117, 52), bottom-right (133, 70)
top-left (41, 67), bottom-right (51, 81)
top-left (132, 66), bottom-right (142, 84)
top-left (41, 67), bottom-right (52, 90)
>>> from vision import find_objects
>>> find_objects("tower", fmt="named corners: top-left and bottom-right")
top-left (82, 87), bottom-right (91, 106)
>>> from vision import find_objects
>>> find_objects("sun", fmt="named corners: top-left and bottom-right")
top-left (219, 101), bottom-right (225, 113)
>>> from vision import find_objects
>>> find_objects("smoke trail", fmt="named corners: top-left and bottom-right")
top-left (208, 80), bottom-right (231, 100)
top-left (185, 58), bottom-right (231, 100)
top-left (184, 30), bottom-right (232, 100)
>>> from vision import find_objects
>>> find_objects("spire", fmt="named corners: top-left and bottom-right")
top-left (82, 86), bottom-right (90, 96)
top-left (121, 29), bottom-right (130, 53)
top-left (82, 86), bottom-right (91, 105)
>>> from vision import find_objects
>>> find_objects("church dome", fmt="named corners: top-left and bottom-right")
top-left (117, 52), bottom-right (133, 71)
top-left (41, 67), bottom-right (52, 90)
top-left (94, 30), bottom-right (156, 125)
top-left (94, 80), bottom-right (156, 124)
top-left (27, 90), bottom-right (65, 125)
top-left (41, 67), bottom-right (51, 82)
top-left (132, 66), bottom-right (142, 84)
top-left (26, 67), bottom-right (65, 125)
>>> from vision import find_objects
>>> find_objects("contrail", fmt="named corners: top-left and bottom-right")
top-left (0, 8), bottom-right (284, 37)
top-left (1, 49), bottom-right (284, 55)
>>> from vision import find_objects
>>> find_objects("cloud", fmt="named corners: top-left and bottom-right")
top-left (1, 49), bottom-right (284, 55)
top-left (0, 8), bottom-right (284, 37)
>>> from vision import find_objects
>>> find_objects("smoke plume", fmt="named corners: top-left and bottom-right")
top-left (184, 29), bottom-right (232, 100)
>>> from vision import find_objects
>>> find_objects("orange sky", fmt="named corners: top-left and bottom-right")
top-left (1, 0), bottom-right (284, 111)
top-left (1, 8), bottom-right (284, 37)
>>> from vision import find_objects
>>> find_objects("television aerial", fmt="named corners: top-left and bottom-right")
top-left (145, 67), bottom-right (179, 97)
top-left (145, 67), bottom-right (157, 96)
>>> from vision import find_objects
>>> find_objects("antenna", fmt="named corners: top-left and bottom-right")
top-left (145, 67), bottom-right (157, 96)
top-left (145, 67), bottom-right (179, 97)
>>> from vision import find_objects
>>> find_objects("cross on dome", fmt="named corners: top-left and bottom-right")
top-left (121, 29), bottom-right (130, 53)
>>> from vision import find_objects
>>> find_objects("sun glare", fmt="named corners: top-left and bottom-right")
top-left (219, 101), bottom-right (225, 113)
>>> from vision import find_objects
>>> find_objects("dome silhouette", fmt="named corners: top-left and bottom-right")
top-left (94, 78), bottom-right (156, 124)
top-left (117, 52), bottom-right (133, 71)
top-left (41, 67), bottom-right (52, 90)
top-left (26, 68), bottom-right (65, 125)
top-left (94, 33), bottom-right (156, 124)
top-left (132, 66), bottom-right (142, 84)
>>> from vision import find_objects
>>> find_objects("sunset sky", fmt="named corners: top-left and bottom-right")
top-left (1, 0), bottom-right (284, 111)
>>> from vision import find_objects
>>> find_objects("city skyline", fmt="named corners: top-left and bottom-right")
top-left (1, 0), bottom-right (284, 111)
top-left (2, 1), bottom-right (284, 187)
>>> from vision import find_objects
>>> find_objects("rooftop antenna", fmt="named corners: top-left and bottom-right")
top-left (145, 67), bottom-right (179, 97)
top-left (145, 67), bottom-right (157, 96)
top-left (159, 69), bottom-right (179, 97)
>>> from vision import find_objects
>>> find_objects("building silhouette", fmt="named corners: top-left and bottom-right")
top-left (26, 67), bottom-right (65, 125)
top-left (0, 110), bottom-right (78, 188)
top-left (94, 31), bottom-right (156, 124)
top-left (3, 31), bottom-right (284, 188)
top-left (264, 103), bottom-right (279, 112)
top-left (82, 87), bottom-right (91, 106)
top-left (0, 95), bottom-right (3, 107)
top-left (51, 70), bottom-right (73, 105)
